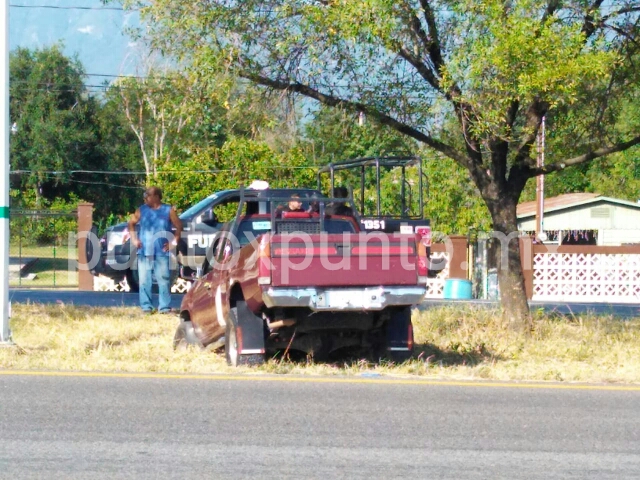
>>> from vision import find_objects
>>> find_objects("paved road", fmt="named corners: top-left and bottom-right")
top-left (0, 372), bottom-right (639, 479)
top-left (8, 289), bottom-right (640, 318)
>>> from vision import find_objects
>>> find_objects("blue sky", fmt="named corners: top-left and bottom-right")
top-left (10, 0), bottom-right (140, 85)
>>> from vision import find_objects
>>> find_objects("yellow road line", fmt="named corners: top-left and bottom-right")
top-left (0, 369), bottom-right (639, 391)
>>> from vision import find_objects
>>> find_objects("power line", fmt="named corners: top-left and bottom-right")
top-left (11, 167), bottom-right (318, 175)
top-left (9, 4), bottom-right (130, 11)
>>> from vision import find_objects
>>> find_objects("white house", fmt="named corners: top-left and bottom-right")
top-left (517, 193), bottom-right (640, 246)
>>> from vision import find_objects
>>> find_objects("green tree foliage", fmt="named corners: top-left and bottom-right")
top-left (109, 66), bottom-right (301, 186)
top-left (421, 153), bottom-right (491, 235)
top-left (9, 45), bottom-right (98, 207)
top-left (303, 106), bottom-right (416, 164)
top-left (522, 82), bottom-right (640, 202)
top-left (92, 88), bottom-right (147, 218)
top-left (302, 106), bottom-right (490, 233)
top-left (136, 0), bottom-right (640, 328)
top-left (156, 137), bottom-right (316, 213)
top-left (9, 45), bottom-right (145, 221)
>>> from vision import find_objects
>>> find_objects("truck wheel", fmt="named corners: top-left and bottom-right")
top-left (225, 307), bottom-right (265, 367)
top-left (125, 269), bottom-right (139, 293)
top-left (85, 226), bottom-right (98, 273)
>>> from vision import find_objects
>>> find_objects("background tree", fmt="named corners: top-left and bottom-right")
top-left (303, 106), bottom-right (417, 164)
top-left (135, 0), bottom-right (640, 329)
top-left (302, 105), bottom-right (490, 232)
top-left (92, 87), bottom-right (148, 219)
top-left (9, 45), bottom-right (99, 207)
top-left (9, 45), bottom-right (148, 221)
top-left (156, 137), bottom-right (316, 212)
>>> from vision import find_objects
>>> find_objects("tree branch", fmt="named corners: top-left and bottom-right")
top-left (450, 99), bottom-right (484, 165)
top-left (418, 0), bottom-right (444, 71)
top-left (541, 0), bottom-right (561, 24)
top-left (531, 134), bottom-right (640, 175)
top-left (603, 23), bottom-right (640, 50)
top-left (408, 14), bottom-right (432, 53)
top-left (506, 100), bottom-right (520, 130)
top-left (396, 44), bottom-right (441, 91)
top-left (239, 71), bottom-right (469, 165)
top-left (601, 6), bottom-right (640, 24)
top-left (512, 100), bottom-right (547, 169)
top-left (582, 0), bottom-right (606, 39)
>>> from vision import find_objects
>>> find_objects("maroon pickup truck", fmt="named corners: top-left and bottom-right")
top-left (175, 207), bottom-right (430, 366)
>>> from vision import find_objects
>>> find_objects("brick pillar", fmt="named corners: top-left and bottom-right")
top-left (448, 235), bottom-right (470, 279)
top-left (77, 203), bottom-right (94, 291)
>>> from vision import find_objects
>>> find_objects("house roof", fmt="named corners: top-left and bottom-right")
top-left (517, 193), bottom-right (640, 218)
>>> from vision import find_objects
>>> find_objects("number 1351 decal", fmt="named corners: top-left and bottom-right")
top-left (362, 219), bottom-right (386, 230)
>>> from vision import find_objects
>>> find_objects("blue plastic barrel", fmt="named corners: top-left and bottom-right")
top-left (443, 278), bottom-right (473, 300)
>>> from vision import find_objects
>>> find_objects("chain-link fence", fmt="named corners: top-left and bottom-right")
top-left (10, 209), bottom-right (78, 288)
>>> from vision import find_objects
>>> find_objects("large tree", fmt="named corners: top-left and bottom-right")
top-left (130, 0), bottom-right (640, 329)
top-left (9, 45), bottom-right (100, 206)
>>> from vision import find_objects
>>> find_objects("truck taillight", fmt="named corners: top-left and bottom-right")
top-left (417, 239), bottom-right (428, 284)
top-left (415, 226), bottom-right (431, 247)
top-left (258, 239), bottom-right (271, 285)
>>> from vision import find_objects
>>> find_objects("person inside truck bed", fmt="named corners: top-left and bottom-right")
top-left (326, 186), bottom-right (354, 216)
top-left (307, 192), bottom-right (320, 214)
top-left (276, 194), bottom-right (304, 217)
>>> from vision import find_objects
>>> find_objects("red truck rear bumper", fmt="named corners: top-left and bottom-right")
top-left (262, 286), bottom-right (426, 311)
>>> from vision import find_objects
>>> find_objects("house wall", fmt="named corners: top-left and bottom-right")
top-left (518, 201), bottom-right (640, 246)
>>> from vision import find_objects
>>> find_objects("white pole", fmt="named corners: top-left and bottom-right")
top-left (1, 0), bottom-right (12, 344)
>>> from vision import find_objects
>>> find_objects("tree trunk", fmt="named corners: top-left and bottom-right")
top-left (486, 196), bottom-right (532, 333)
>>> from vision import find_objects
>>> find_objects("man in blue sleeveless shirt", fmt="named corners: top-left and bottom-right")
top-left (128, 186), bottom-right (183, 314)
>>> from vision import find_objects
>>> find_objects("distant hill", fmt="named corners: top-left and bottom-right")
top-left (10, 0), bottom-right (140, 86)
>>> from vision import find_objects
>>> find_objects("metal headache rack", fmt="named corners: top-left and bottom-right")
top-left (230, 189), bottom-right (359, 235)
top-left (316, 155), bottom-right (427, 220)
top-left (227, 156), bottom-right (430, 237)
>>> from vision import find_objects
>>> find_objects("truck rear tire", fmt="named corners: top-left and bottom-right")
top-left (225, 307), bottom-right (265, 367)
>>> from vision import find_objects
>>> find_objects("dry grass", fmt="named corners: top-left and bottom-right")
top-left (2, 303), bottom-right (640, 383)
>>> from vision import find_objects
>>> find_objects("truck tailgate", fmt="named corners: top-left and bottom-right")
top-left (268, 233), bottom-right (419, 287)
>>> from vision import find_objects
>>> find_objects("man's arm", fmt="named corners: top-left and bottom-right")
top-left (128, 208), bottom-right (142, 248)
top-left (169, 206), bottom-right (183, 246)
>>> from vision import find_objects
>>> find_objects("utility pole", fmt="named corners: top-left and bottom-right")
top-left (1, 0), bottom-right (12, 345)
top-left (535, 116), bottom-right (546, 242)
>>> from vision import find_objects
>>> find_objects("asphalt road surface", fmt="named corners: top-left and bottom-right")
top-left (0, 372), bottom-right (639, 479)
top-left (8, 289), bottom-right (640, 318)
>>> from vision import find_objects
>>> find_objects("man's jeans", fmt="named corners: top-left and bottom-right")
top-left (138, 255), bottom-right (171, 312)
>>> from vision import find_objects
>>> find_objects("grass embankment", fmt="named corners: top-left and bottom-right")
top-left (2, 303), bottom-right (640, 383)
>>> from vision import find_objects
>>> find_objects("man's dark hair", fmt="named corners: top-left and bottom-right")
top-left (146, 186), bottom-right (163, 200)
top-left (333, 186), bottom-right (348, 199)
